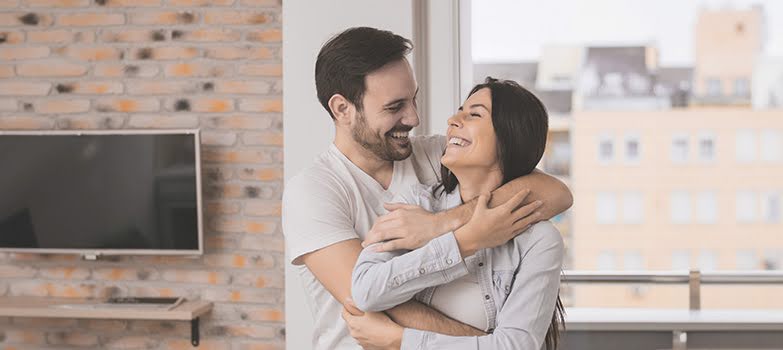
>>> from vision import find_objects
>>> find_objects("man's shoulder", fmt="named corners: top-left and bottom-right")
top-left (284, 153), bottom-right (350, 202)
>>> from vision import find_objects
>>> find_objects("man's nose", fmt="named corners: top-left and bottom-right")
top-left (402, 104), bottom-right (420, 127)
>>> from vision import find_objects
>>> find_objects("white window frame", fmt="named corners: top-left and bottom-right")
top-left (624, 132), bottom-right (641, 164)
top-left (622, 191), bottom-right (644, 224)
top-left (671, 133), bottom-right (689, 164)
top-left (760, 130), bottom-right (782, 163)
top-left (697, 131), bottom-right (716, 163)
top-left (736, 190), bottom-right (758, 223)
top-left (670, 191), bottom-right (691, 224)
top-left (596, 192), bottom-right (617, 224)
top-left (736, 129), bottom-right (756, 163)
top-left (696, 191), bottom-right (718, 224)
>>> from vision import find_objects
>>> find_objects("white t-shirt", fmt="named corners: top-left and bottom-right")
top-left (282, 135), bottom-right (446, 350)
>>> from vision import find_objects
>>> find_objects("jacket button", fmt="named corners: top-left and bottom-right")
top-left (419, 268), bottom-right (426, 275)
top-left (484, 294), bottom-right (490, 300)
top-left (446, 258), bottom-right (453, 265)
top-left (478, 262), bottom-right (484, 267)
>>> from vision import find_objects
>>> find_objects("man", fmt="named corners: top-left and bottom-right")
top-left (283, 27), bottom-right (572, 349)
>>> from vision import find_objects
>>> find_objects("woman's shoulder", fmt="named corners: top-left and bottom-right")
top-left (513, 221), bottom-right (564, 252)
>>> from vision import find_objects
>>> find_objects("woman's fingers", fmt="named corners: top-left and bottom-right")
top-left (373, 238), bottom-right (406, 252)
top-left (502, 189), bottom-right (532, 212)
top-left (476, 193), bottom-right (491, 210)
top-left (511, 200), bottom-right (543, 222)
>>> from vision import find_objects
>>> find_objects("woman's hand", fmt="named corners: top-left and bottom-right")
top-left (362, 203), bottom-right (448, 252)
top-left (455, 190), bottom-right (543, 257)
top-left (342, 299), bottom-right (404, 350)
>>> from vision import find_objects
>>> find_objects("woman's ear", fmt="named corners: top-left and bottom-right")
top-left (328, 94), bottom-right (355, 126)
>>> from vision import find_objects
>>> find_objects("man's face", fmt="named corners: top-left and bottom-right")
top-left (351, 58), bottom-right (420, 161)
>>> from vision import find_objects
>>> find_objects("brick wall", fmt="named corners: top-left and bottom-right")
top-left (0, 0), bottom-right (284, 349)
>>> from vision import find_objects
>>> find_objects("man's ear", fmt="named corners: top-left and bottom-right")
top-left (328, 94), bottom-right (355, 126)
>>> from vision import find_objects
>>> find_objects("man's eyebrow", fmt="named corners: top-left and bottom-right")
top-left (383, 87), bottom-right (419, 108)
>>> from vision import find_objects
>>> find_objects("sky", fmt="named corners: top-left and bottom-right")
top-left (472, 0), bottom-right (783, 66)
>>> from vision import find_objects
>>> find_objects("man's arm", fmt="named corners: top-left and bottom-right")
top-left (443, 169), bottom-right (572, 234)
top-left (364, 169), bottom-right (572, 251)
top-left (300, 238), bottom-right (485, 336)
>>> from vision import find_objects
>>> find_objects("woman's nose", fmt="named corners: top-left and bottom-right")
top-left (447, 112), bottom-right (464, 129)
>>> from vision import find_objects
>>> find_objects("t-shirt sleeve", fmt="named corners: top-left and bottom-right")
top-left (282, 172), bottom-right (359, 266)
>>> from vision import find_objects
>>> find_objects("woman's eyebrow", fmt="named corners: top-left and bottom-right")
top-left (469, 104), bottom-right (489, 112)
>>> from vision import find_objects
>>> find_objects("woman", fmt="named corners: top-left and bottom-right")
top-left (346, 77), bottom-right (565, 349)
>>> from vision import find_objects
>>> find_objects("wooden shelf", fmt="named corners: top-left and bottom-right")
top-left (0, 296), bottom-right (212, 347)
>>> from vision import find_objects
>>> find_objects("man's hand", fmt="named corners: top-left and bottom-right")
top-left (363, 203), bottom-right (454, 252)
top-left (455, 190), bottom-right (543, 257)
top-left (343, 299), bottom-right (404, 350)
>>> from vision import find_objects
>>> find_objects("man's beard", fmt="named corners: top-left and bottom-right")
top-left (351, 111), bottom-right (412, 161)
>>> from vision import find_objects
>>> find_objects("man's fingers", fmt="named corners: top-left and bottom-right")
top-left (344, 298), bottom-right (364, 316)
top-left (383, 202), bottom-right (418, 211)
top-left (373, 238), bottom-right (403, 253)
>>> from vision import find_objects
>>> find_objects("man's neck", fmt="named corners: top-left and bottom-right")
top-left (334, 136), bottom-right (395, 189)
top-left (453, 167), bottom-right (503, 204)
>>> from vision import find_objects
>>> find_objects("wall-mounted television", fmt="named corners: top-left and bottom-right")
top-left (0, 129), bottom-right (203, 257)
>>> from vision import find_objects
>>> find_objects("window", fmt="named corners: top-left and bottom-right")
top-left (736, 191), bottom-right (757, 223)
top-left (597, 251), bottom-right (616, 270)
top-left (596, 192), bottom-right (617, 224)
top-left (698, 131), bottom-right (716, 162)
top-left (698, 250), bottom-right (718, 271)
top-left (734, 78), bottom-right (749, 97)
top-left (624, 133), bottom-right (641, 163)
top-left (672, 250), bottom-right (691, 270)
top-left (762, 192), bottom-right (781, 223)
top-left (760, 130), bottom-right (782, 162)
top-left (696, 191), bottom-right (718, 224)
top-left (671, 134), bottom-right (688, 163)
top-left (598, 134), bottom-right (614, 163)
top-left (706, 78), bottom-right (722, 96)
top-left (670, 191), bottom-right (691, 224)
top-left (736, 250), bottom-right (756, 270)
top-left (763, 250), bottom-right (781, 270)
top-left (623, 192), bottom-right (644, 224)
top-left (736, 130), bottom-right (756, 162)
top-left (623, 251), bottom-right (645, 271)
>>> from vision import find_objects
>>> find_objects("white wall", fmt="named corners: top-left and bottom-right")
top-left (282, 2), bottom-right (413, 349)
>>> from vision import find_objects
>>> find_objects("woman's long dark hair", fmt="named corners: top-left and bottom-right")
top-left (435, 77), bottom-right (565, 349)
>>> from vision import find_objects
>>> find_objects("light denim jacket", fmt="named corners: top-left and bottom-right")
top-left (351, 184), bottom-right (564, 350)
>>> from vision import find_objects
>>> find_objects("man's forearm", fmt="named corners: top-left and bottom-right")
top-left (385, 300), bottom-right (485, 337)
top-left (438, 169), bottom-right (572, 229)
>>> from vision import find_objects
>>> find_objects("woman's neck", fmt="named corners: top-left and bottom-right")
top-left (453, 167), bottom-right (504, 203)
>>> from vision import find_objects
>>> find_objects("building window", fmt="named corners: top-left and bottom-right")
top-left (698, 132), bottom-right (716, 162)
top-left (672, 250), bottom-right (691, 270)
top-left (763, 250), bottom-right (781, 270)
top-left (736, 250), bottom-right (756, 270)
top-left (598, 134), bottom-right (614, 163)
top-left (623, 192), bottom-right (644, 224)
top-left (670, 191), bottom-right (691, 224)
top-left (623, 251), bottom-right (645, 271)
top-left (736, 191), bottom-right (757, 223)
top-left (706, 78), bottom-right (722, 96)
top-left (696, 191), bottom-right (718, 224)
top-left (624, 133), bottom-right (641, 163)
top-left (671, 134), bottom-right (689, 163)
top-left (597, 251), bottom-right (616, 270)
top-left (734, 78), bottom-right (750, 97)
top-left (762, 192), bottom-right (781, 223)
top-left (760, 130), bottom-right (782, 162)
top-left (597, 192), bottom-right (617, 224)
top-left (736, 129), bottom-right (756, 162)
top-left (699, 250), bottom-right (718, 271)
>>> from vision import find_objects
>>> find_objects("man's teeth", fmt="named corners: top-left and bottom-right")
top-left (448, 137), bottom-right (471, 147)
top-left (390, 131), bottom-right (409, 139)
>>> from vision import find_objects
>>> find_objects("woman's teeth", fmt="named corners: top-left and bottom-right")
top-left (448, 137), bottom-right (471, 147)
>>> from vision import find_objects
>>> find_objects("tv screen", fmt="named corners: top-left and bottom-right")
top-left (0, 130), bottom-right (203, 255)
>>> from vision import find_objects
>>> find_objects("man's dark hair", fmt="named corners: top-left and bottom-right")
top-left (315, 27), bottom-right (413, 119)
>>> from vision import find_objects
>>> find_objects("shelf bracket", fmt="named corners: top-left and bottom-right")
top-left (191, 317), bottom-right (200, 347)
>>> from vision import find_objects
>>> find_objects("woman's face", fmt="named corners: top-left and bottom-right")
top-left (441, 87), bottom-right (500, 172)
